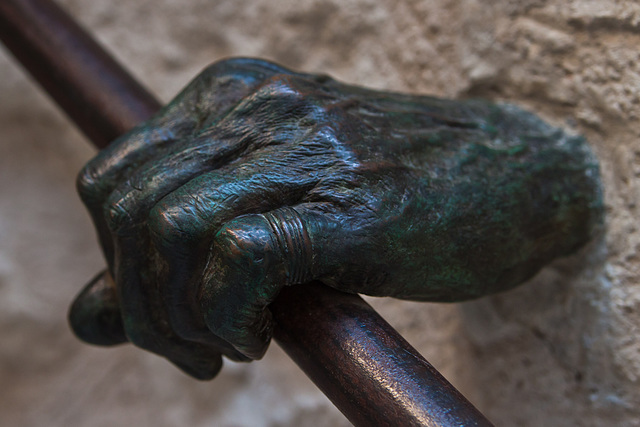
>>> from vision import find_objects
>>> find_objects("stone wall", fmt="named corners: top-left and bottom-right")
top-left (1, 1), bottom-right (638, 425)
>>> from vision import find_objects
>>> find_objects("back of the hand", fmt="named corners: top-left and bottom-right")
top-left (71, 58), bottom-right (602, 379)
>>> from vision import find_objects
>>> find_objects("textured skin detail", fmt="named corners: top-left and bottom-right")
top-left (69, 57), bottom-right (603, 379)
top-left (262, 207), bottom-right (314, 286)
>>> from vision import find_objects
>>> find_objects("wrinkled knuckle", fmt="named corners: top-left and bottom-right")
top-left (104, 192), bottom-right (135, 233)
top-left (228, 78), bottom-right (316, 137)
top-left (148, 202), bottom-right (181, 246)
top-left (76, 162), bottom-right (104, 205)
top-left (148, 200), bottom-right (202, 250)
top-left (241, 75), bottom-right (307, 110)
top-left (197, 58), bottom-right (256, 90)
top-left (214, 218), bottom-right (275, 268)
top-left (263, 75), bottom-right (304, 98)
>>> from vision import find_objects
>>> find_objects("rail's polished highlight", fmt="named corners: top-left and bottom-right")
top-left (0, 0), bottom-right (493, 425)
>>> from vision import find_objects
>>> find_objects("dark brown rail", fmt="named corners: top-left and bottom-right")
top-left (0, 0), bottom-right (159, 146)
top-left (0, 1), bottom-right (493, 425)
top-left (272, 282), bottom-right (492, 426)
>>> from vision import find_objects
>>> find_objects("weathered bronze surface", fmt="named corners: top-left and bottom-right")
top-left (0, 1), bottom-right (603, 425)
top-left (71, 57), bottom-right (602, 377)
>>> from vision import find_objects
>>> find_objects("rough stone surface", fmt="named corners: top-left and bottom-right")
top-left (0, 1), bottom-right (638, 426)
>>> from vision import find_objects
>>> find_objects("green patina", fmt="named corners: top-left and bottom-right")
top-left (72, 58), bottom-right (604, 378)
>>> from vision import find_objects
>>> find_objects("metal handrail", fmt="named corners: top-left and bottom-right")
top-left (0, 1), bottom-right (493, 425)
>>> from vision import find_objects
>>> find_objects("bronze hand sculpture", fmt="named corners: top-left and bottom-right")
top-left (69, 58), bottom-right (602, 379)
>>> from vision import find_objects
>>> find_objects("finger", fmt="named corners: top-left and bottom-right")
top-left (199, 203), bottom-right (345, 359)
top-left (184, 58), bottom-right (298, 128)
top-left (77, 124), bottom-right (182, 266)
top-left (146, 169), bottom-right (315, 353)
top-left (78, 57), bottom-right (295, 206)
top-left (102, 71), bottom-right (331, 345)
top-left (98, 158), bottom-right (266, 366)
top-left (113, 234), bottom-right (224, 380)
top-left (106, 167), bottom-right (235, 379)
top-left (101, 113), bottom-right (321, 366)
top-left (77, 58), bottom-right (294, 266)
top-left (68, 270), bottom-right (127, 346)
top-left (103, 64), bottom-right (338, 238)
top-left (78, 56), bottom-right (299, 208)
top-left (102, 127), bottom-right (259, 239)
top-left (102, 68), bottom-right (327, 238)
top-left (93, 64), bottom-right (332, 373)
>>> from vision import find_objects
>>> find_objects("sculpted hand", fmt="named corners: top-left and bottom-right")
top-left (69, 58), bottom-right (602, 379)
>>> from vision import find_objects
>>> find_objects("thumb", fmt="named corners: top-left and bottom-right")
top-left (68, 270), bottom-right (128, 346)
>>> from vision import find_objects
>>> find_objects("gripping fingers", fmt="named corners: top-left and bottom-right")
top-left (113, 235), bottom-right (224, 380)
top-left (145, 166), bottom-right (317, 346)
top-left (76, 58), bottom-right (294, 266)
top-left (199, 206), bottom-right (322, 359)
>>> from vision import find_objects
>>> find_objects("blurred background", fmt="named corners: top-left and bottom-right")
top-left (1, 1), bottom-right (639, 425)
